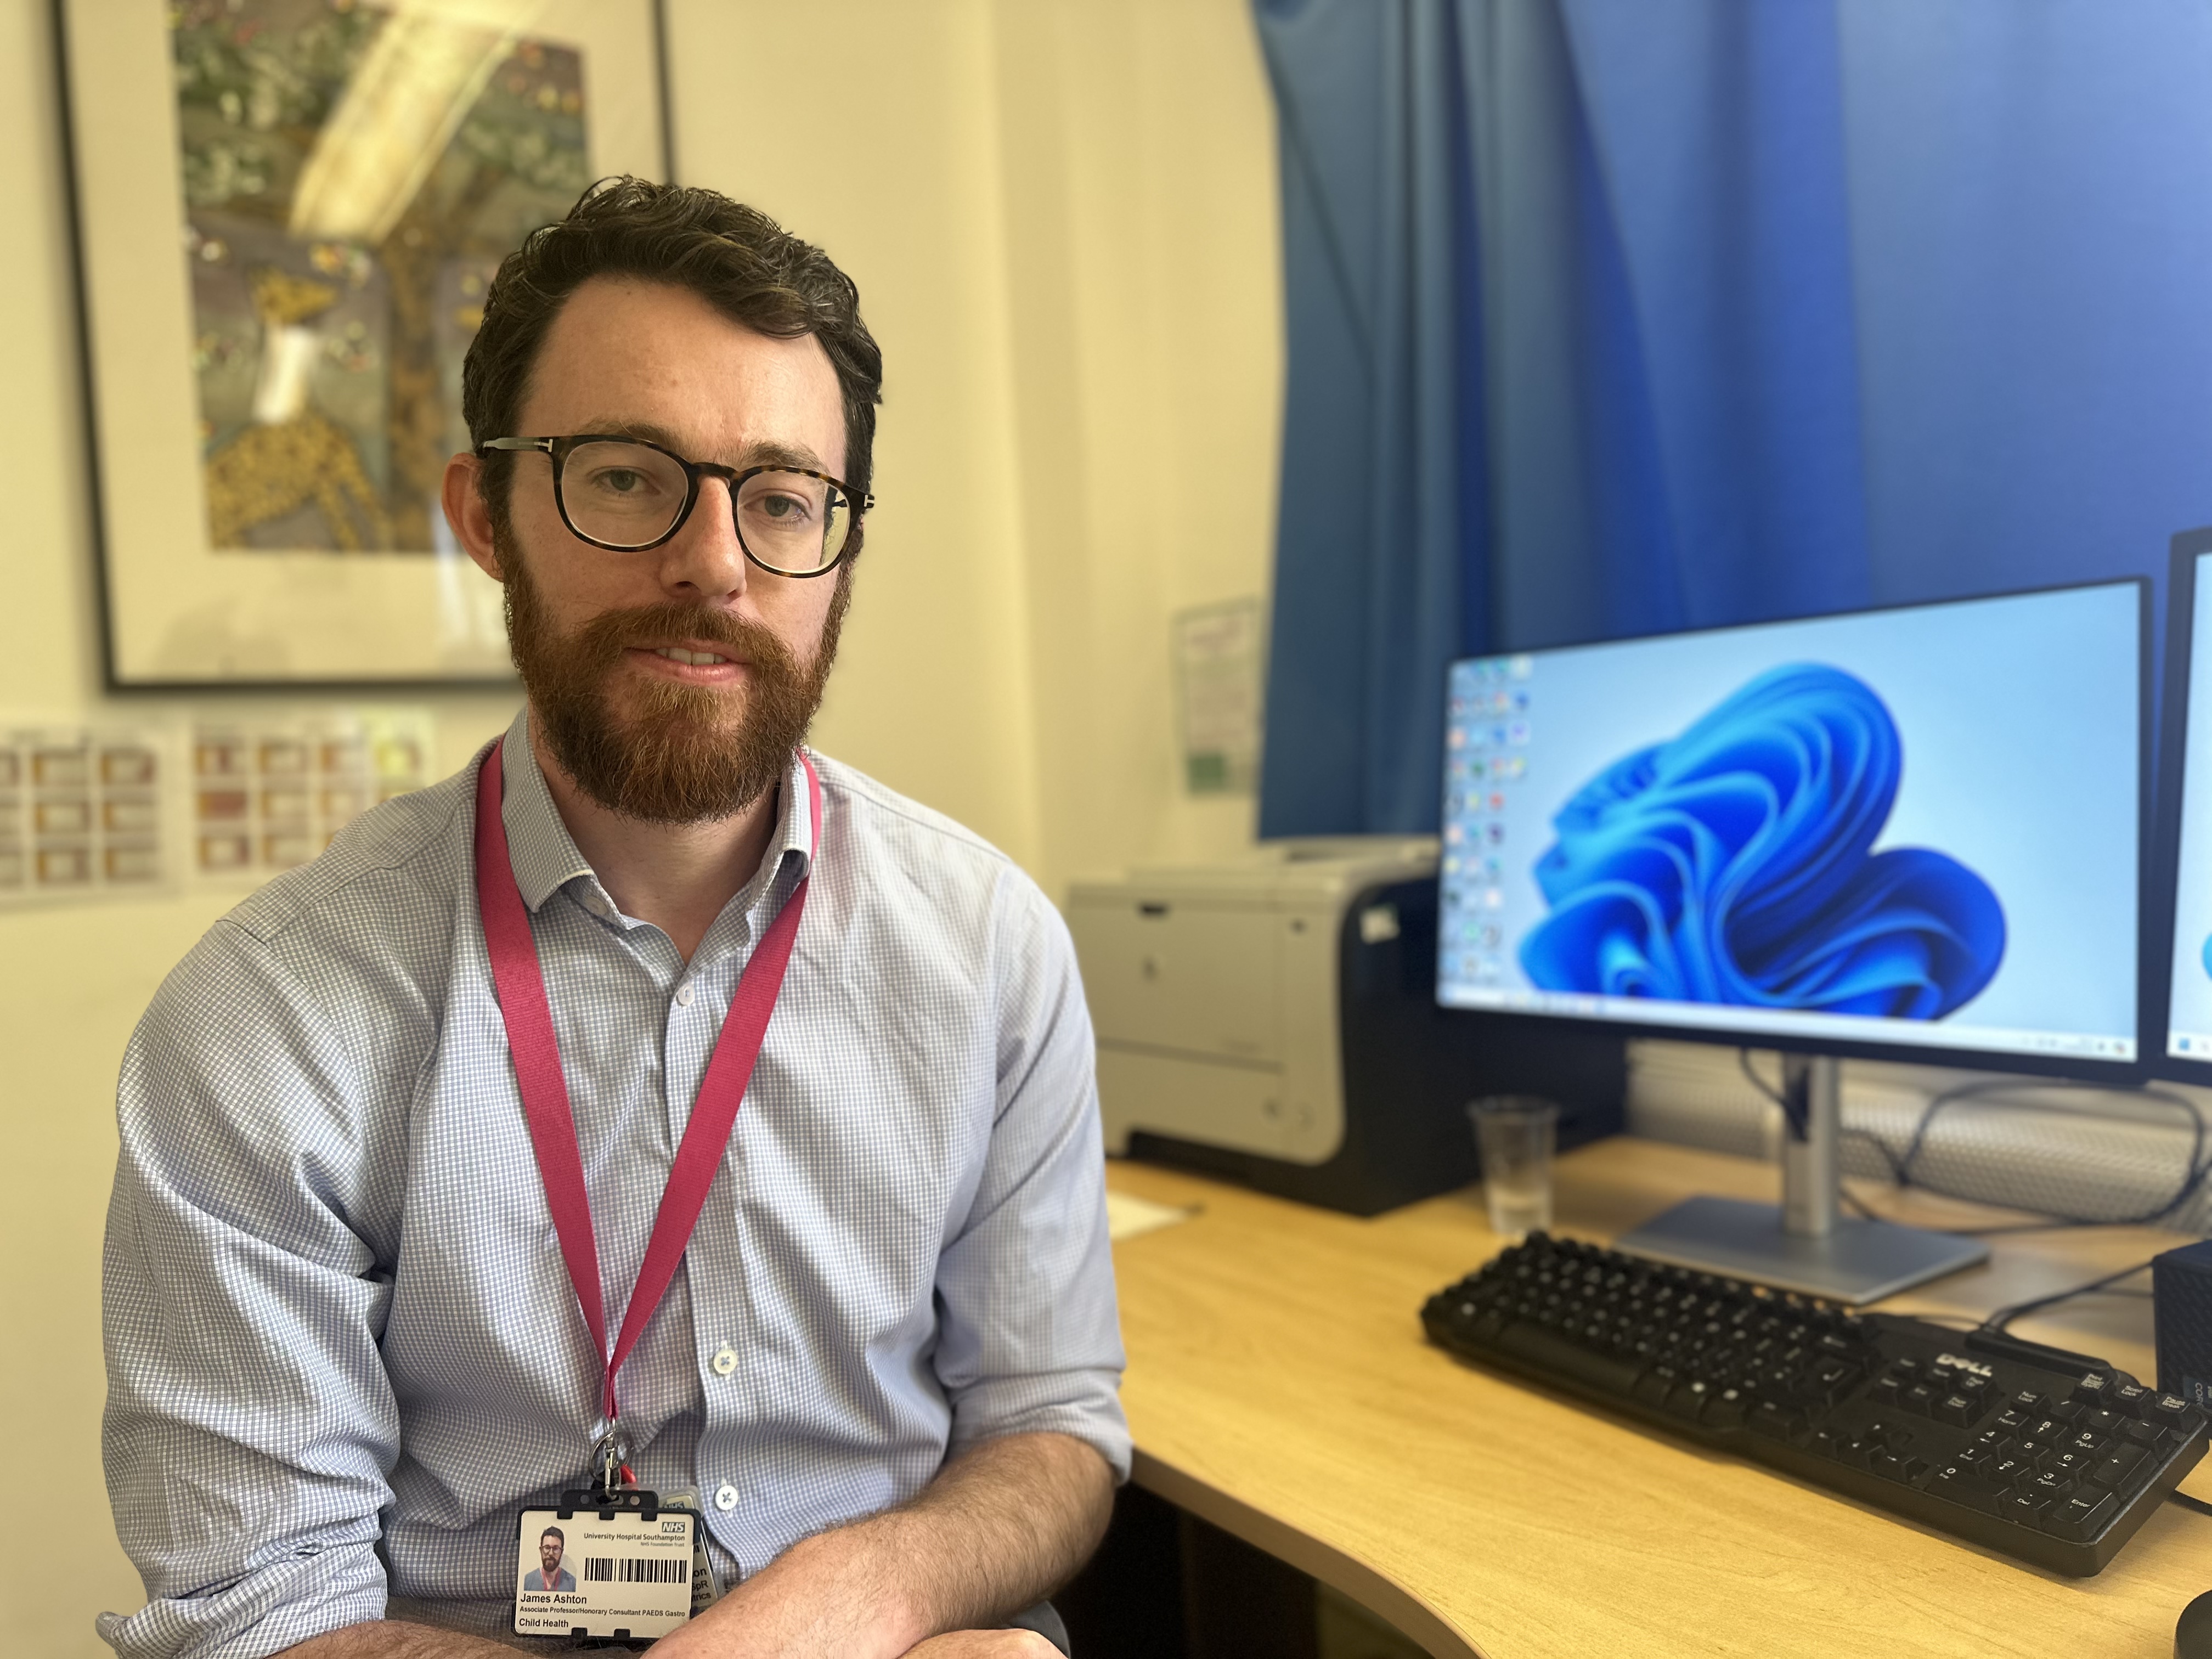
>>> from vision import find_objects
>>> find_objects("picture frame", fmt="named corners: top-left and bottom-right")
top-left (58, 0), bottom-right (670, 688)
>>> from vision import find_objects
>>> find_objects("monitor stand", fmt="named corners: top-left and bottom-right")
top-left (1612, 1054), bottom-right (1988, 1305)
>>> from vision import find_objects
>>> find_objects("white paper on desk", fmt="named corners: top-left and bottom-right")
top-left (1107, 1190), bottom-right (1196, 1242)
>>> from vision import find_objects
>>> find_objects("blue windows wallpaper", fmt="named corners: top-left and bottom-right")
top-left (1517, 665), bottom-right (2005, 1018)
top-left (1439, 584), bottom-right (2140, 1064)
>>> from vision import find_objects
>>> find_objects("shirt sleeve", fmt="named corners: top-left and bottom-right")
top-left (99, 921), bottom-right (401, 1659)
top-left (929, 871), bottom-right (1132, 1482)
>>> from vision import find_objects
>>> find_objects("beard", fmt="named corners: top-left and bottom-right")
top-left (500, 540), bottom-right (850, 825)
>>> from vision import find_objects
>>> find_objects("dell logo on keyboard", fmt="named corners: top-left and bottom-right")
top-left (1936, 1352), bottom-right (1995, 1379)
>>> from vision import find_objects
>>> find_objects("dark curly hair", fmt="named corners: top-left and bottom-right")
top-left (462, 177), bottom-right (883, 536)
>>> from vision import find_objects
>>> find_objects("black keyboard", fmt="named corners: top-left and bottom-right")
top-left (1421, 1232), bottom-right (2209, 1575)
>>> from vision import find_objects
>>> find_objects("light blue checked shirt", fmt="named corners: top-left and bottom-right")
top-left (100, 713), bottom-right (1128, 1659)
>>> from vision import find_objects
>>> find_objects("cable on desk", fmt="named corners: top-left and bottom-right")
top-left (1976, 1258), bottom-right (2159, 1337)
top-left (1733, 1051), bottom-right (2212, 1234)
top-left (2171, 1490), bottom-right (2212, 1519)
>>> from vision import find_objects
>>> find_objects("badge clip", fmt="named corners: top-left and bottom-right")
top-left (563, 1423), bottom-right (652, 1518)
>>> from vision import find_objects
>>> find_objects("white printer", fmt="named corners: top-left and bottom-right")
top-left (1067, 839), bottom-right (1623, 1214)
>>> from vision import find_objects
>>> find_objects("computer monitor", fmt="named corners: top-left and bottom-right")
top-left (2155, 530), bottom-right (2212, 1074)
top-left (1438, 579), bottom-right (2148, 1300)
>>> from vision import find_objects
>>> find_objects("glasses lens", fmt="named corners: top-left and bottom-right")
top-left (735, 470), bottom-right (850, 574)
top-left (558, 441), bottom-right (690, 548)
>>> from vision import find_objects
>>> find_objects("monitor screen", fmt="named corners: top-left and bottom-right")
top-left (2163, 546), bottom-right (2212, 1063)
top-left (1437, 583), bottom-right (2143, 1067)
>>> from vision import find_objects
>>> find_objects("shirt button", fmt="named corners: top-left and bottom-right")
top-left (711, 1345), bottom-right (737, 1376)
top-left (714, 1483), bottom-right (739, 1511)
top-left (675, 981), bottom-right (694, 1007)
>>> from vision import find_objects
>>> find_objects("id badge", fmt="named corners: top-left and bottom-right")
top-left (661, 1487), bottom-right (726, 1616)
top-left (513, 1493), bottom-right (697, 1640)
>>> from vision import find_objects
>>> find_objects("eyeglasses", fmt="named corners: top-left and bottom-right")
top-left (476, 434), bottom-right (873, 577)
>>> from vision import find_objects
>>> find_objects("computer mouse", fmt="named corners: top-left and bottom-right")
top-left (2179, 1590), bottom-right (2212, 1659)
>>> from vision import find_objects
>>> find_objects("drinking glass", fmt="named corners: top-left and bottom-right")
top-left (1468, 1096), bottom-right (1559, 1239)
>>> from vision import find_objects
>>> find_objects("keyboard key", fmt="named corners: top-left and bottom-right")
top-left (1993, 1407), bottom-right (2029, 1431)
top-left (2123, 1419), bottom-right (2163, 1448)
top-left (2002, 1492), bottom-right (2052, 1524)
top-left (1808, 1360), bottom-right (1858, 1403)
top-left (1935, 1392), bottom-right (1979, 1427)
top-left (1928, 1463), bottom-right (1996, 1511)
top-left (2090, 1445), bottom-right (2147, 1490)
top-left (1987, 1455), bottom-right (2033, 1488)
top-left (2045, 1491), bottom-right (2118, 1542)
top-left (1493, 1321), bottom-right (1649, 1395)
top-left (2008, 1389), bottom-right (2044, 1415)
top-left (2112, 1381), bottom-right (2153, 1413)
top-left (2070, 1372), bottom-right (2115, 1406)
top-left (2081, 1408), bottom-right (2123, 1438)
top-left (1704, 1387), bottom-right (1750, 1429)
top-left (1749, 1401), bottom-right (1804, 1441)
top-left (1666, 1378), bottom-right (1712, 1420)
top-left (1903, 1383), bottom-right (1940, 1415)
top-left (2152, 1395), bottom-right (2199, 1431)
top-left (2027, 1471), bottom-right (2075, 1501)
top-left (2047, 1398), bottom-right (2085, 1425)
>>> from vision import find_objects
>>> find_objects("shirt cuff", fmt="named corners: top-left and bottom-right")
top-left (98, 1543), bottom-right (385, 1659)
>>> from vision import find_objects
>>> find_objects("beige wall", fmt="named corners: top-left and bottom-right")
top-left (0, 0), bottom-right (1279, 1650)
top-left (675, 0), bottom-right (1283, 898)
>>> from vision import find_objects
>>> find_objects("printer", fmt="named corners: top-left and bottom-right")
top-left (1066, 839), bottom-right (1623, 1215)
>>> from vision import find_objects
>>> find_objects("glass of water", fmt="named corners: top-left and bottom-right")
top-left (1468, 1096), bottom-right (1559, 1239)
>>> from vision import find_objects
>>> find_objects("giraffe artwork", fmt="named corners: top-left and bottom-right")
top-left (174, 0), bottom-right (592, 553)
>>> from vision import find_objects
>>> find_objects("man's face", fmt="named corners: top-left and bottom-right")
top-left (448, 276), bottom-right (854, 822)
top-left (539, 1533), bottom-right (563, 1577)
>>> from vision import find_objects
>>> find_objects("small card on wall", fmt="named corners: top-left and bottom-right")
top-left (1172, 598), bottom-right (1265, 796)
top-left (0, 724), bottom-right (180, 907)
top-left (190, 708), bottom-right (434, 885)
top-left (512, 1503), bottom-right (697, 1641)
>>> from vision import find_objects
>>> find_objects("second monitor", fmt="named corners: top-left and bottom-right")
top-left (1438, 579), bottom-right (2147, 1298)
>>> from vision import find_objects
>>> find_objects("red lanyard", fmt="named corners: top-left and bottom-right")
top-left (473, 741), bottom-right (821, 1434)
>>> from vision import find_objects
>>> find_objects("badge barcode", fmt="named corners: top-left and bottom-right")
top-left (582, 1556), bottom-right (690, 1584)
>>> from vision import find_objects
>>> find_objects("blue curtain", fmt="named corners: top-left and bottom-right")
top-left (1255, 0), bottom-right (2212, 837)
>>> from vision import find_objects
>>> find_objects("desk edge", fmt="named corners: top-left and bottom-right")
top-left (1130, 1447), bottom-right (1483, 1659)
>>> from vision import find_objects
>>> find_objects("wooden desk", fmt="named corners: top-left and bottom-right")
top-left (1106, 1136), bottom-right (2212, 1659)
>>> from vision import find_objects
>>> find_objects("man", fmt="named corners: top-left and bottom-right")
top-left (100, 179), bottom-right (1125, 1659)
top-left (520, 1532), bottom-right (574, 1596)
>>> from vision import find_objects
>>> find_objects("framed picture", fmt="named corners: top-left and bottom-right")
top-left (59, 0), bottom-right (669, 687)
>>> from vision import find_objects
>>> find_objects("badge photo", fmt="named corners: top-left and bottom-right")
top-left (513, 1499), bottom-right (697, 1641)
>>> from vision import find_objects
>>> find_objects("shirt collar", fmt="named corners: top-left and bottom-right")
top-left (495, 709), bottom-right (821, 918)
